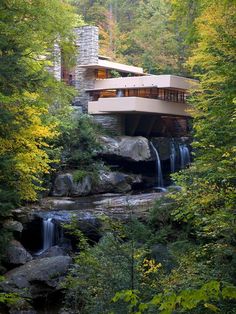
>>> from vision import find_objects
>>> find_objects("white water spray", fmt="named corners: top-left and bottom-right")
top-left (42, 218), bottom-right (55, 251)
top-left (179, 144), bottom-right (190, 169)
top-left (150, 142), bottom-right (164, 187)
top-left (170, 142), bottom-right (176, 173)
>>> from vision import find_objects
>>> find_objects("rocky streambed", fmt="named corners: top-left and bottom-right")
top-left (1, 189), bottom-right (169, 314)
top-left (0, 134), bottom-right (190, 313)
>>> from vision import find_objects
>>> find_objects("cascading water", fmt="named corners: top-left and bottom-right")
top-left (179, 144), bottom-right (190, 169)
top-left (170, 142), bottom-right (176, 173)
top-left (42, 217), bottom-right (55, 252)
top-left (150, 142), bottom-right (164, 187)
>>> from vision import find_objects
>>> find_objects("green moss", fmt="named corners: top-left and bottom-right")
top-left (72, 170), bottom-right (88, 183)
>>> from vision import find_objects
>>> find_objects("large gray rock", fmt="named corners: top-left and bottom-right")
top-left (52, 173), bottom-right (92, 197)
top-left (1, 256), bottom-right (72, 298)
top-left (52, 171), bottom-right (142, 197)
top-left (6, 240), bottom-right (32, 265)
top-left (72, 175), bottom-right (92, 195)
top-left (3, 220), bottom-right (23, 233)
top-left (52, 173), bottom-right (74, 197)
top-left (11, 207), bottom-right (35, 224)
top-left (37, 246), bottom-right (68, 258)
top-left (99, 136), bottom-right (152, 162)
top-left (94, 171), bottom-right (142, 194)
top-left (100, 135), bottom-right (191, 162)
top-left (151, 137), bottom-right (172, 161)
top-left (151, 137), bottom-right (191, 161)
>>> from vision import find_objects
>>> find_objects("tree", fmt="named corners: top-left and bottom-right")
top-left (124, 0), bottom-right (194, 74)
top-left (173, 0), bottom-right (236, 245)
top-left (165, 0), bottom-right (236, 301)
top-left (0, 0), bottom-right (81, 262)
top-left (109, 1), bottom-right (236, 312)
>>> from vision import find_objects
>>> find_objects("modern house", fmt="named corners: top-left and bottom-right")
top-left (54, 26), bottom-right (197, 137)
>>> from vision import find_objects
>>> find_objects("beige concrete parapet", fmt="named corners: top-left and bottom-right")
top-left (88, 97), bottom-right (192, 117)
top-left (87, 75), bottom-right (198, 91)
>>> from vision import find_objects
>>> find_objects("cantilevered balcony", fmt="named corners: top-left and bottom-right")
top-left (87, 75), bottom-right (198, 92)
top-left (88, 96), bottom-right (191, 117)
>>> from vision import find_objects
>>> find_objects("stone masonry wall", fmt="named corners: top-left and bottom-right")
top-left (47, 43), bottom-right (61, 81)
top-left (74, 26), bottom-right (99, 112)
top-left (93, 115), bottom-right (125, 136)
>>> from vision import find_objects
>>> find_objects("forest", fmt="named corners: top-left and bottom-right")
top-left (0, 0), bottom-right (236, 313)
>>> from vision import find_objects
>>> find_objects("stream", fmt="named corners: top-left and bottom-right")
top-left (21, 190), bottom-right (165, 255)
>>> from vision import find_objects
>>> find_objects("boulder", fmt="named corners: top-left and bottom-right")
top-left (6, 240), bottom-right (32, 265)
top-left (151, 137), bottom-right (171, 161)
top-left (1, 256), bottom-right (72, 299)
top-left (151, 137), bottom-right (191, 162)
top-left (52, 173), bottom-right (74, 197)
top-left (99, 136), bottom-right (191, 162)
top-left (52, 171), bottom-right (142, 197)
top-left (3, 220), bottom-right (23, 233)
top-left (99, 136), bottom-right (152, 162)
top-left (37, 246), bottom-right (68, 258)
top-left (11, 207), bottom-right (35, 224)
top-left (52, 173), bottom-right (92, 197)
top-left (93, 171), bottom-right (142, 194)
top-left (72, 175), bottom-right (92, 196)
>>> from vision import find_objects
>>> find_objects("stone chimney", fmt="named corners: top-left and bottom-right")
top-left (47, 42), bottom-right (61, 81)
top-left (75, 26), bottom-right (99, 65)
top-left (74, 26), bottom-right (99, 112)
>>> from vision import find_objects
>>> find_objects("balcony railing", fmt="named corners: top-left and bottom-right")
top-left (89, 87), bottom-right (188, 104)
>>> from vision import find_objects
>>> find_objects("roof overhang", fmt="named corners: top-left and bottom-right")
top-left (86, 75), bottom-right (198, 92)
top-left (79, 59), bottom-right (144, 75)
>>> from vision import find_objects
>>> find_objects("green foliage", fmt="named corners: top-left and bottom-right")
top-left (145, 1), bottom-right (236, 297)
top-left (60, 2), bottom-right (236, 314)
top-left (72, 169), bottom-right (89, 183)
top-left (0, 0), bottom-right (79, 201)
top-left (110, 70), bottom-right (122, 78)
top-left (0, 225), bottom-right (12, 265)
top-left (71, 0), bottom-right (201, 75)
top-left (0, 0), bottom-right (78, 93)
top-left (0, 0), bottom-right (81, 264)
top-left (63, 233), bottom-right (136, 314)
top-left (113, 281), bottom-right (236, 314)
top-left (59, 114), bottom-right (101, 167)
top-left (0, 143), bottom-right (18, 263)
top-left (57, 113), bottom-right (105, 183)
top-left (140, 2), bottom-right (236, 313)
top-left (169, 0), bottom-right (236, 259)
top-left (148, 195), bottom-right (191, 245)
top-left (62, 218), bottom-right (160, 313)
top-left (0, 276), bottom-right (21, 306)
top-left (0, 292), bottom-right (21, 306)
top-left (62, 215), bottom-right (90, 250)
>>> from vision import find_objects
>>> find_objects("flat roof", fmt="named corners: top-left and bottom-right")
top-left (79, 59), bottom-right (144, 75)
top-left (98, 55), bottom-right (111, 60)
top-left (86, 75), bottom-right (198, 91)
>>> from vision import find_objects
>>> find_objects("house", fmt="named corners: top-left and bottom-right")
top-left (54, 26), bottom-right (197, 137)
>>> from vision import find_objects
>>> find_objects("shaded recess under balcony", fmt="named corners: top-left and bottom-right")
top-left (124, 114), bottom-right (190, 137)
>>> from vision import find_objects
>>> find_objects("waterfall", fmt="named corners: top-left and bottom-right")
top-left (170, 142), bottom-right (176, 173)
top-left (179, 144), bottom-right (190, 169)
top-left (150, 142), bottom-right (164, 187)
top-left (42, 218), bottom-right (55, 252)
